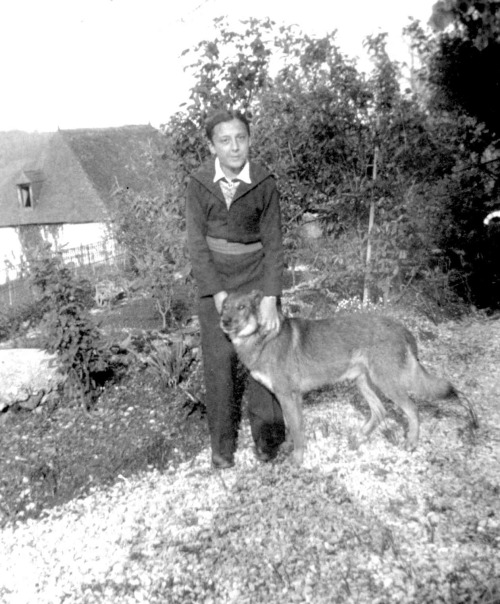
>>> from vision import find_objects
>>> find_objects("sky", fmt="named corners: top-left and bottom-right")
top-left (0, 0), bottom-right (436, 133)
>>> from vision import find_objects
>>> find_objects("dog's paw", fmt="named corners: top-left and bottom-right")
top-left (291, 449), bottom-right (304, 466)
top-left (349, 431), bottom-right (363, 450)
top-left (403, 438), bottom-right (418, 452)
top-left (280, 440), bottom-right (294, 456)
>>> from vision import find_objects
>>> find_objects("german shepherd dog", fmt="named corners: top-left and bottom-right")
top-left (220, 290), bottom-right (460, 465)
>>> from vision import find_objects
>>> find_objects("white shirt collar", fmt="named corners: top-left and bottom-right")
top-left (213, 157), bottom-right (252, 184)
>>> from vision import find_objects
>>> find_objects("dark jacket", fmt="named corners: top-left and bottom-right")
top-left (186, 158), bottom-right (284, 297)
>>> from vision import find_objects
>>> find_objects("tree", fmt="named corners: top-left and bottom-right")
top-left (429, 0), bottom-right (500, 138)
top-left (29, 246), bottom-right (113, 408)
top-left (160, 17), bottom-right (469, 306)
top-left (421, 1), bottom-right (500, 308)
top-left (111, 140), bottom-right (191, 328)
top-left (430, 0), bottom-right (500, 49)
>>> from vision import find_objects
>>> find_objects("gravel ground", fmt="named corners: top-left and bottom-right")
top-left (0, 316), bottom-right (499, 604)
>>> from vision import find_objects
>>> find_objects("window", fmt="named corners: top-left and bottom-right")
top-left (18, 183), bottom-right (33, 208)
top-left (16, 170), bottom-right (44, 208)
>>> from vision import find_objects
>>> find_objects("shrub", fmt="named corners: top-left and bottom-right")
top-left (29, 246), bottom-right (115, 408)
top-left (112, 185), bottom-right (192, 329)
top-left (0, 299), bottom-right (46, 343)
top-left (145, 337), bottom-right (194, 389)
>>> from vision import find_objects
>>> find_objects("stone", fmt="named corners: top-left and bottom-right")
top-left (0, 349), bottom-right (64, 412)
top-left (300, 212), bottom-right (323, 240)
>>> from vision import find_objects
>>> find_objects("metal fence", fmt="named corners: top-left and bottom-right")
top-left (59, 240), bottom-right (116, 268)
top-left (0, 241), bottom-right (123, 309)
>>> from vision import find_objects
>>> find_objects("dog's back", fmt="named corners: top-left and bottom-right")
top-left (257, 314), bottom-right (418, 391)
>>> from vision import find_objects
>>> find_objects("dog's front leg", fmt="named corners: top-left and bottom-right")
top-left (276, 390), bottom-right (305, 465)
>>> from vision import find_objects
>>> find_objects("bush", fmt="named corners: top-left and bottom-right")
top-left (112, 184), bottom-right (192, 329)
top-left (29, 247), bottom-right (116, 408)
top-left (0, 299), bottom-right (46, 343)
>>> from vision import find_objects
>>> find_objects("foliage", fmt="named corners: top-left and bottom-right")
top-left (0, 298), bottom-right (47, 343)
top-left (405, 10), bottom-right (500, 309)
top-left (28, 246), bottom-right (114, 408)
top-left (427, 0), bottom-right (500, 152)
top-left (163, 18), bottom-right (463, 305)
top-left (15, 225), bottom-right (45, 266)
top-left (156, 15), bottom-right (500, 308)
top-left (428, 0), bottom-right (500, 136)
top-left (144, 337), bottom-right (195, 389)
top-left (430, 0), bottom-right (500, 49)
top-left (410, 3), bottom-right (500, 142)
top-left (430, 35), bottom-right (500, 140)
top-left (182, 16), bottom-right (275, 113)
top-left (111, 146), bottom-right (192, 329)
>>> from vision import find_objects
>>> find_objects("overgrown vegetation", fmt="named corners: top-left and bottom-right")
top-left (110, 144), bottom-right (192, 329)
top-left (0, 287), bottom-right (205, 523)
top-left (425, 0), bottom-right (500, 308)
top-left (0, 298), bottom-right (46, 342)
top-left (149, 9), bottom-right (500, 311)
top-left (28, 246), bottom-right (117, 408)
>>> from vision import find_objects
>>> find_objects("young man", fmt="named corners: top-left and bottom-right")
top-left (186, 109), bottom-right (286, 469)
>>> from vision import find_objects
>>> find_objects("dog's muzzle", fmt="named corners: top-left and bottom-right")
top-left (220, 316), bottom-right (232, 333)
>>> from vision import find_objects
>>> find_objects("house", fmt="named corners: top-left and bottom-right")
top-left (0, 125), bottom-right (164, 281)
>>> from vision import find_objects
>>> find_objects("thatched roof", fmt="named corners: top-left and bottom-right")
top-left (0, 125), bottom-right (162, 228)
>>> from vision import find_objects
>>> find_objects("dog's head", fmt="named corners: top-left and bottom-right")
top-left (220, 290), bottom-right (263, 338)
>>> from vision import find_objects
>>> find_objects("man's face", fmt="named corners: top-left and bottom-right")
top-left (209, 118), bottom-right (250, 179)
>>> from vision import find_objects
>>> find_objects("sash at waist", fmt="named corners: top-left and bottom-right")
top-left (206, 236), bottom-right (263, 255)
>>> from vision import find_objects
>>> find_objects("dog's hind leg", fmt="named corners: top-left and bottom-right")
top-left (275, 390), bottom-right (305, 465)
top-left (386, 388), bottom-right (419, 450)
top-left (355, 372), bottom-right (387, 441)
top-left (403, 400), bottom-right (419, 450)
top-left (371, 371), bottom-right (420, 449)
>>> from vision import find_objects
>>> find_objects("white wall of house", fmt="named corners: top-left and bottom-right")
top-left (0, 228), bottom-right (22, 275)
top-left (0, 223), bottom-right (113, 284)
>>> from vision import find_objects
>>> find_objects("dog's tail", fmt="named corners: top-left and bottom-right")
top-left (409, 354), bottom-right (479, 429)
top-left (410, 357), bottom-right (457, 401)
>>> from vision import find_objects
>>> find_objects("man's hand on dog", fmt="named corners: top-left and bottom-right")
top-left (259, 295), bottom-right (280, 335)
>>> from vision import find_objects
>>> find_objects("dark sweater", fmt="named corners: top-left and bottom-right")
top-left (186, 159), bottom-right (284, 297)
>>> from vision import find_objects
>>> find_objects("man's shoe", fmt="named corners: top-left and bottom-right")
top-left (211, 453), bottom-right (235, 469)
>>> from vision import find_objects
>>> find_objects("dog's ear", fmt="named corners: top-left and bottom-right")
top-left (250, 289), bottom-right (264, 307)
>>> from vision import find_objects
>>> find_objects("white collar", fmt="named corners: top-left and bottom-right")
top-left (213, 157), bottom-right (252, 184)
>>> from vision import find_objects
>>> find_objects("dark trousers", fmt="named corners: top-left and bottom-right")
top-left (198, 295), bottom-right (286, 460)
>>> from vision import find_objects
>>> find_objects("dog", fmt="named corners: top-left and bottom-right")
top-left (220, 289), bottom-right (460, 465)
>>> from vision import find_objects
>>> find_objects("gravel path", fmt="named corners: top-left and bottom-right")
top-left (1, 316), bottom-right (499, 604)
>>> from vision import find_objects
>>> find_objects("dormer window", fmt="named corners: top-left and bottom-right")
top-left (18, 183), bottom-right (33, 208)
top-left (15, 169), bottom-right (44, 209)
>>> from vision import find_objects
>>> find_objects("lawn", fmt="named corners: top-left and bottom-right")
top-left (0, 291), bottom-right (499, 603)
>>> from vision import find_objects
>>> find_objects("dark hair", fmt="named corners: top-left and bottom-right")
top-left (205, 110), bottom-right (251, 142)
